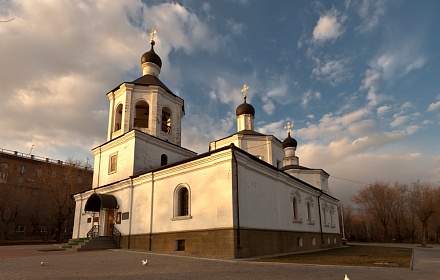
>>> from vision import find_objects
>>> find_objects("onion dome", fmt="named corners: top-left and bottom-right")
top-left (236, 97), bottom-right (255, 116)
top-left (282, 132), bottom-right (298, 149)
top-left (141, 40), bottom-right (162, 68)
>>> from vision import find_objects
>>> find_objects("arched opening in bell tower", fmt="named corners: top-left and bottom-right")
top-left (134, 101), bottom-right (149, 128)
top-left (114, 104), bottom-right (123, 132)
top-left (161, 107), bottom-right (172, 134)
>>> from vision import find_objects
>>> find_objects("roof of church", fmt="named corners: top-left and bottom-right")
top-left (131, 75), bottom-right (175, 95)
top-left (209, 130), bottom-right (283, 150)
top-left (236, 101), bottom-right (255, 116)
top-left (77, 143), bottom-right (336, 201)
top-left (107, 75), bottom-right (182, 108)
top-left (141, 42), bottom-right (162, 68)
top-left (282, 132), bottom-right (298, 149)
top-left (280, 164), bottom-right (329, 175)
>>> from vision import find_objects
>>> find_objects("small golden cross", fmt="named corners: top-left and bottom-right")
top-left (150, 28), bottom-right (157, 43)
top-left (241, 84), bottom-right (249, 99)
top-left (284, 121), bottom-right (294, 133)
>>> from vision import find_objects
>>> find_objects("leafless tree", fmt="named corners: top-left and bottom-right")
top-left (389, 182), bottom-right (408, 242)
top-left (407, 182), bottom-right (439, 247)
top-left (40, 159), bottom-right (90, 241)
top-left (0, 171), bottom-right (26, 240)
top-left (352, 181), bottom-right (394, 241)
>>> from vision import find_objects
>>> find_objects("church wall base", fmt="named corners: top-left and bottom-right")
top-left (238, 228), bottom-right (341, 258)
top-left (120, 228), bottom-right (236, 258)
top-left (118, 228), bottom-right (341, 259)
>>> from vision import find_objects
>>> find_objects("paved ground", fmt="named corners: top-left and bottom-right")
top-left (0, 243), bottom-right (439, 279)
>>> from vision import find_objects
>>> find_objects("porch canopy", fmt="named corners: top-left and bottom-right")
top-left (84, 193), bottom-right (117, 212)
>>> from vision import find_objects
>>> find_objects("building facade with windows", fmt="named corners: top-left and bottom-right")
top-left (0, 149), bottom-right (92, 240)
top-left (72, 38), bottom-right (341, 258)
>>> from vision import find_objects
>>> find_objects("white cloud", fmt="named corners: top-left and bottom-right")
top-left (182, 111), bottom-right (235, 153)
top-left (313, 8), bottom-right (345, 43)
top-left (360, 46), bottom-right (427, 108)
top-left (301, 90), bottom-right (321, 107)
top-left (226, 19), bottom-right (245, 35)
top-left (377, 105), bottom-right (390, 116)
top-left (312, 58), bottom-right (352, 86)
top-left (0, 1), bottom-right (224, 161)
top-left (257, 120), bottom-right (286, 138)
top-left (390, 115), bottom-right (409, 127)
top-left (355, 0), bottom-right (387, 32)
top-left (210, 77), bottom-right (244, 107)
top-left (428, 101), bottom-right (440, 112)
top-left (261, 96), bottom-right (275, 115)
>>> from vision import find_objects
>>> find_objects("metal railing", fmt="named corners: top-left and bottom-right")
top-left (110, 224), bottom-right (121, 247)
top-left (87, 225), bottom-right (99, 238)
top-left (0, 147), bottom-right (93, 170)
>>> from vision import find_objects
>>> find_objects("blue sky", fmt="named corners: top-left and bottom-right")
top-left (1, 0), bottom-right (439, 203)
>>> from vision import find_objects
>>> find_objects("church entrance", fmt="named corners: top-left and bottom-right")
top-left (84, 193), bottom-right (118, 237)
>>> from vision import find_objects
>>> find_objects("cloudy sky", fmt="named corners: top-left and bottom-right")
top-left (1, 0), bottom-right (439, 204)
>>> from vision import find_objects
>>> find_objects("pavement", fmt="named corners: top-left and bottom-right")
top-left (0, 243), bottom-right (439, 279)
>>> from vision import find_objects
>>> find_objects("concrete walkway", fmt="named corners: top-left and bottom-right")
top-left (0, 243), bottom-right (439, 279)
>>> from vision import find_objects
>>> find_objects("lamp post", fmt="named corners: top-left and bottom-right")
top-left (341, 204), bottom-right (346, 244)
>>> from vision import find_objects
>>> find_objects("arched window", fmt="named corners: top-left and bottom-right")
top-left (178, 187), bottom-right (189, 216)
top-left (292, 198), bottom-right (298, 220)
top-left (134, 101), bottom-right (149, 128)
top-left (161, 107), bottom-right (172, 134)
top-left (306, 201), bottom-right (311, 222)
top-left (330, 205), bottom-right (334, 225)
top-left (290, 189), bottom-right (302, 223)
top-left (160, 154), bottom-right (168, 166)
top-left (114, 104), bottom-right (123, 132)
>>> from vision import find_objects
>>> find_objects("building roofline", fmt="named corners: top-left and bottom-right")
top-left (75, 143), bottom-right (336, 201)
top-left (229, 144), bottom-right (337, 201)
top-left (0, 147), bottom-right (92, 171)
top-left (91, 129), bottom-right (197, 154)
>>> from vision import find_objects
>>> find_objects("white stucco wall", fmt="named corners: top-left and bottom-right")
top-left (234, 152), bottom-right (340, 235)
top-left (92, 130), bottom-right (196, 188)
top-left (209, 134), bottom-right (284, 168)
top-left (74, 147), bottom-right (339, 240)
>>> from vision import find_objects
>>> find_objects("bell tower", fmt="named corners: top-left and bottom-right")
top-left (105, 29), bottom-right (184, 146)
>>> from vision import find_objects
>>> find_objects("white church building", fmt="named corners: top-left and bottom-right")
top-left (72, 34), bottom-right (341, 258)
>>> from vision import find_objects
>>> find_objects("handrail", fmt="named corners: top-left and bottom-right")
top-left (87, 225), bottom-right (99, 238)
top-left (0, 147), bottom-right (93, 170)
top-left (110, 224), bottom-right (121, 247)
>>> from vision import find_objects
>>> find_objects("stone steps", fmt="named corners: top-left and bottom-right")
top-left (60, 236), bottom-right (119, 251)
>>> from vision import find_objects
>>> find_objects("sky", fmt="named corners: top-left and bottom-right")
top-left (1, 0), bottom-right (439, 204)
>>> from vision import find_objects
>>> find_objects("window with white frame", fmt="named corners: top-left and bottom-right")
top-left (330, 205), bottom-right (335, 226)
top-left (290, 190), bottom-right (302, 223)
top-left (114, 104), bottom-right (123, 132)
top-left (161, 107), bottom-right (172, 134)
top-left (109, 153), bottom-right (117, 174)
top-left (292, 197), bottom-right (298, 220)
top-left (173, 184), bottom-right (191, 219)
top-left (305, 195), bottom-right (315, 224)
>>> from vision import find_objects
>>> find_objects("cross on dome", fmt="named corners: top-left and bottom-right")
top-left (284, 121), bottom-right (294, 134)
top-left (241, 84), bottom-right (249, 101)
top-left (150, 28), bottom-right (157, 44)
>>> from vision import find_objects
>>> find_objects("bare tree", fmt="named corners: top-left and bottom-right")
top-left (0, 177), bottom-right (27, 240)
top-left (389, 182), bottom-right (408, 242)
top-left (407, 182), bottom-right (439, 247)
top-left (352, 181), bottom-right (394, 241)
top-left (40, 159), bottom-right (90, 241)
